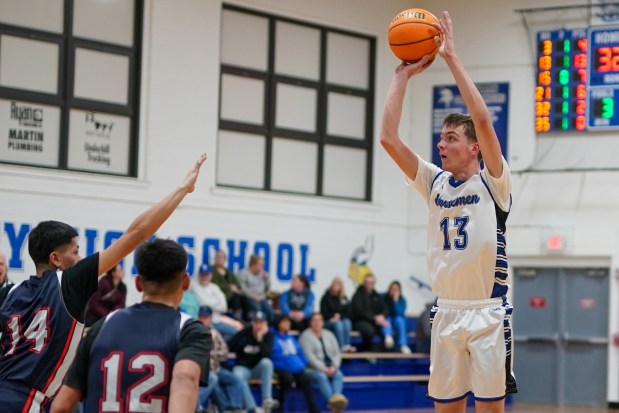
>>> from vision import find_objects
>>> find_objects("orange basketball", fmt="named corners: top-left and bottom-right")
top-left (388, 8), bottom-right (442, 63)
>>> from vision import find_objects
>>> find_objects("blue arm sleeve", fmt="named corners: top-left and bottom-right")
top-left (303, 291), bottom-right (315, 318)
top-left (279, 290), bottom-right (290, 315)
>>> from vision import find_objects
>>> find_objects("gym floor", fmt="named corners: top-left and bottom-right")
top-left (357, 405), bottom-right (619, 413)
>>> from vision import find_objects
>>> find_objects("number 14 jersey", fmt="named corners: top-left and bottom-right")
top-left (409, 156), bottom-right (512, 300)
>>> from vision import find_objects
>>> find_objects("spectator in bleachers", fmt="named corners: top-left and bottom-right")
top-left (279, 274), bottom-right (314, 331)
top-left (416, 301), bottom-right (434, 353)
top-left (299, 313), bottom-right (348, 413)
top-left (0, 251), bottom-right (14, 290)
top-left (271, 314), bottom-right (320, 413)
top-left (179, 288), bottom-right (200, 319)
top-left (350, 274), bottom-right (394, 351)
top-left (228, 311), bottom-right (279, 413)
top-left (237, 254), bottom-right (275, 323)
top-left (84, 263), bottom-right (127, 327)
top-left (196, 306), bottom-right (245, 413)
top-left (320, 276), bottom-right (355, 352)
top-left (192, 264), bottom-right (243, 341)
top-left (211, 249), bottom-right (252, 321)
top-left (384, 281), bottom-right (411, 354)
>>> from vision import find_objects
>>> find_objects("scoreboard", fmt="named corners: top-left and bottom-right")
top-left (535, 29), bottom-right (588, 133)
top-left (587, 27), bottom-right (619, 130)
top-left (536, 27), bottom-right (619, 133)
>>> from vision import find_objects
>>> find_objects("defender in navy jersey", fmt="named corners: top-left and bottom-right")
top-left (51, 239), bottom-right (212, 413)
top-left (381, 12), bottom-right (515, 413)
top-left (0, 154), bottom-right (207, 413)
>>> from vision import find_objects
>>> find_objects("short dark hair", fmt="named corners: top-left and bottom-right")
top-left (28, 221), bottom-right (78, 265)
top-left (295, 274), bottom-right (311, 289)
top-left (135, 239), bottom-right (187, 288)
top-left (249, 254), bottom-right (262, 266)
top-left (443, 113), bottom-right (482, 161)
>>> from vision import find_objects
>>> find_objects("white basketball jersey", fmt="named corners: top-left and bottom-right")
top-left (410, 156), bottom-right (512, 300)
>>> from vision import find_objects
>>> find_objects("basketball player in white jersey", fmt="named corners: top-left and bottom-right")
top-left (380, 11), bottom-right (516, 413)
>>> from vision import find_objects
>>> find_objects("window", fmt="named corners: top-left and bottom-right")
top-left (217, 5), bottom-right (375, 201)
top-left (0, 0), bottom-right (142, 176)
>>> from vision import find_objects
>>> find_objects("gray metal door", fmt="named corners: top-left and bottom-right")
top-left (512, 267), bottom-right (609, 406)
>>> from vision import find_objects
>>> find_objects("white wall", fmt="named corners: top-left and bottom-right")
top-left (1, 0), bottom-right (619, 401)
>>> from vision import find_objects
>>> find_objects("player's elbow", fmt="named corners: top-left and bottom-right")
top-left (380, 133), bottom-right (397, 151)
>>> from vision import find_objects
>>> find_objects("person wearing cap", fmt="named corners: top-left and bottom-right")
top-left (192, 264), bottom-right (243, 341)
top-left (279, 274), bottom-right (314, 332)
top-left (299, 313), bottom-right (348, 413)
top-left (210, 249), bottom-right (252, 322)
top-left (228, 311), bottom-right (279, 413)
top-left (271, 315), bottom-right (320, 413)
top-left (197, 306), bottom-right (245, 413)
top-left (236, 254), bottom-right (275, 324)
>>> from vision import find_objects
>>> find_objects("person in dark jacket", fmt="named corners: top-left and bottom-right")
top-left (271, 315), bottom-right (320, 413)
top-left (320, 276), bottom-right (355, 352)
top-left (279, 274), bottom-right (314, 331)
top-left (210, 249), bottom-right (252, 321)
top-left (84, 263), bottom-right (127, 327)
top-left (228, 311), bottom-right (279, 413)
top-left (350, 274), bottom-right (394, 351)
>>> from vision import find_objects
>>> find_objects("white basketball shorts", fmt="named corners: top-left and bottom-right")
top-left (428, 296), bottom-right (517, 402)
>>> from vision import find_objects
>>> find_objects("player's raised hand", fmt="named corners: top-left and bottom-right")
top-left (434, 11), bottom-right (455, 59)
top-left (181, 153), bottom-right (207, 193)
top-left (395, 54), bottom-right (433, 79)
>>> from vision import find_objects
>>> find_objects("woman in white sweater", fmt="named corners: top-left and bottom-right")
top-left (191, 265), bottom-right (242, 340)
top-left (299, 313), bottom-right (349, 413)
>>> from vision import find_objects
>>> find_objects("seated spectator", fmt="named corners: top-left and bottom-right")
top-left (179, 289), bottom-right (200, 319)
top-left (279, 274), bottom-right (314, 331)
top-left (320, 276), bottom-right (355, 352)
top-left (0, 251), bottom-right (14, 291)
top-left (271, 314), bottom-right (320, 413)
top-left (384, 281), bottom-right (411, 354)
top-left (211, 249), bottom-right (252, 321)
top-left (237, 254), bottom-right (274, 324)
top-left (299, 313), bottom-right (348, 413)
top-left (197, 306), bottom-right (245, 413)
top-left (416, 301), bottom-right (434, 353)
top-left (350, 274), bottom-right (394, 351)
top-left (192, 264), bottom-right (243, 341)
top-left (228, 311), bottom-right (279, 413)
top-left (84, 263), bottom-right (127, 327)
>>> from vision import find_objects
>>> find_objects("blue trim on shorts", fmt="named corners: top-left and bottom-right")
top-left (427, 391), bottom-right (471, 403)
top-left (475, 394), bottom-right (507, 402)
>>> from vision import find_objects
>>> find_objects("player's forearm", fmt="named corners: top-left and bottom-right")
top-left (380, 74), bottom-right (408, 149)
top-left (443, 52), bottom-right (492, 124)
top-left (50, 385), bottom-right (82, 413)
top-left (123, 185), bottom-right (192, 244)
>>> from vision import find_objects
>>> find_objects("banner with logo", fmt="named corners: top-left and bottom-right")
top-left (431, 83), bottom-right (509, 166)
top-left (0, 99), bottom-right (60, 166)
top-left (67, 110), bottom-right (131, 174)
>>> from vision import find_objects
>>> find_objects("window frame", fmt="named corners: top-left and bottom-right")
top-left (0, 0), bottom-right (143, 177)
top-left (218, 4), bottom-right (376, 201)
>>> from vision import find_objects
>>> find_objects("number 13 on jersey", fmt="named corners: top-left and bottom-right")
top-left (440, 216), bottom-right (470, 250)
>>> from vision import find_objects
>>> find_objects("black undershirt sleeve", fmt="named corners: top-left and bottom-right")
top-left (61, 253), bottom-right (100, 321)
top-left (175, 319), bottom-right (212, 385)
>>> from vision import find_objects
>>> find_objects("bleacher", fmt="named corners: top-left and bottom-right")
top-left (244, 316), bottom-right (434, 411)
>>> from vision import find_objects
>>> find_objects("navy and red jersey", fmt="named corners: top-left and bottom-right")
top-left (65, 302), bottom-right (211, 413)
top-left (0, 253), bottom-right (99, 413)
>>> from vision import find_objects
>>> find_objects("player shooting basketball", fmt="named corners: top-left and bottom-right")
top-left (381, 11), bottom-right (516, 413)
